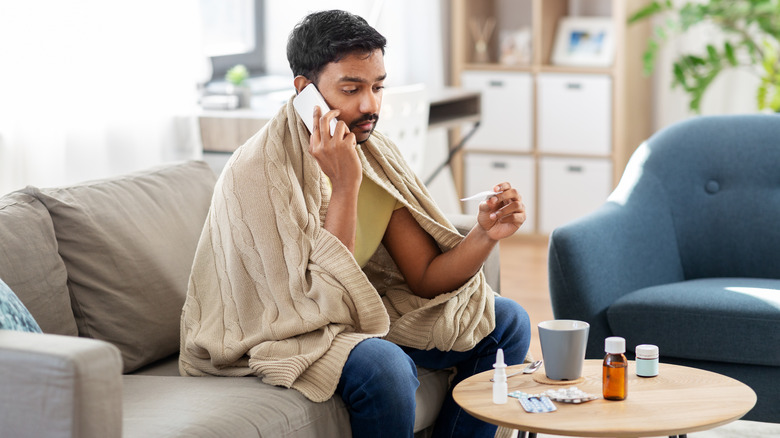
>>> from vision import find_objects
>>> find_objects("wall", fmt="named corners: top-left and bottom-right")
top-left (264, 0), bottom-right (446, 90)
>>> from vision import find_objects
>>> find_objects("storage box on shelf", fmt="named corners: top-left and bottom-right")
top-left (538, 156), bottom-right (611, 234)
top-left (537, 73), bottom-right (611, 156)
top-left (464, 153), bottom-right (536, 234)
top-left (450, 0), bottom-right (652, 235)
top-left (460, 71), bottom-right (533, 153)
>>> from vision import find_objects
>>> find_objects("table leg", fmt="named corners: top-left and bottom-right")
top-left (519, 431), bottom-right (681, 438)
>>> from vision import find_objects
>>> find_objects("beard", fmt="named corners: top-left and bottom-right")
top-left (350, 113), bottom-right (379, 144)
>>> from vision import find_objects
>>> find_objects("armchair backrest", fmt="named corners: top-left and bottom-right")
top-left (611, 114), bottom-right (780, 280)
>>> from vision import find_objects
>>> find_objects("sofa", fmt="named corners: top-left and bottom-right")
top-left (0, 160), bottom-right (502, 438)
top-left (548, 114), bottom-right (780, 423)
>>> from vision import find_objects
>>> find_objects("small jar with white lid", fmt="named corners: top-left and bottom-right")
top-left (635, 344), bottom-right (659, 377)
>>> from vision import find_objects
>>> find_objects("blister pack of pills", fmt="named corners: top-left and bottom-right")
top-left (544, 387), bottom-right (599, 404)
top-left (508, 391), bottom-right (557, 413)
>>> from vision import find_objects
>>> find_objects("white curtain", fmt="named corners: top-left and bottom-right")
top-left (0, 1), bottom-right (206, 194)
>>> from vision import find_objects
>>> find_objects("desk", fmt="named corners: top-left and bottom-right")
top-left (453, 360), bottom-right (756, 438)
top-left (198, 87), bottom-right (480, 153)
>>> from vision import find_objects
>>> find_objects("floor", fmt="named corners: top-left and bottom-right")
top-left (496, 235), bottom-right (780, 438)
top-left (498, 235), bottom-right (553, 363)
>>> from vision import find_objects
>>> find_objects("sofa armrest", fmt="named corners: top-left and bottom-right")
top-left (447, 213), bottom-right (501, 293)
top-left (0, 331), bottom-right (123, 438)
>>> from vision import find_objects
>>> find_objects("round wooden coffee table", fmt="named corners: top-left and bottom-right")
top-left (453, 360), bottom-right (756, 438)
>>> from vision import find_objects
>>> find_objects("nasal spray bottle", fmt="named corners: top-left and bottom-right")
top-left (493, 348), bottom-right (508, 404)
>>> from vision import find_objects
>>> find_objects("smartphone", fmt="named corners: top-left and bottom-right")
top-left (293, 83), bottom-right (337, 136)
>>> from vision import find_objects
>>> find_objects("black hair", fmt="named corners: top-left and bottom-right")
top-left (287, 10), bottom-right (387, 84)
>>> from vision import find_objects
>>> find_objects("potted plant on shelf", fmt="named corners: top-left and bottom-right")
top-left (225, 64), bottom-right (251, 108)
top-left (629, 0), bottom-right (780, 113)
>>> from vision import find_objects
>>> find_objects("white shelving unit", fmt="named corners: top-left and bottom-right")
top-left (450, 0), bottom-right (652, 235)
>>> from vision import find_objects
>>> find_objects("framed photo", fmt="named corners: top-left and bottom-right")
top-left (551, 17), bottom-right (614, 67)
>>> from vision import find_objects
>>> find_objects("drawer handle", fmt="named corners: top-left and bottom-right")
top-left (566, 83), bottom-right (582, 90)
top-left (567, 165), bottom-right (584, 173)
top-left (489, 80), bottom-right (505, 87)
top-left (491, 162), bottom-right (508, 169)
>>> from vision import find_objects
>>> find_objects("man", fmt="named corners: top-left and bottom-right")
top-left (180, 10), bottom-right (530, 438)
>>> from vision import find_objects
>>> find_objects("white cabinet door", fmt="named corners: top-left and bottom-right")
top-left (461, 71), bottom-right (533, 152)
top-left (539, 157), bottom-right (612, 234)
top-left (538, 73), bottom-right (612, 155)
top-left (464, 153), bottom-right (535, 234)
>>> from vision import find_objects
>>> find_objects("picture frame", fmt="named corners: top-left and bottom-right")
top-left (551, 17), bottom-right (614, 67)
top-left (499, 27), bottom-right (533, 66)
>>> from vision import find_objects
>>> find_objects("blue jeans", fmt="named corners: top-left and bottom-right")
top-left (335, 297), bottom-right (531, 438)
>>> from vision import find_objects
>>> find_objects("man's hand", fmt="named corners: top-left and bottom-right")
top-left (308, 106), bottom-right (362, 192)
top-left (477, 182), bottom-right (526, 241)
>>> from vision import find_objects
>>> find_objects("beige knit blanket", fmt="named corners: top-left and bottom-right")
top-left (179, 98), bottom-right (496, 402)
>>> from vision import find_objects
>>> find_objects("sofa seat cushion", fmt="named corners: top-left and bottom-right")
top-left (0, 191), bottom-right (77, 336)
top-left (607, 278), bottom-right (780, 366)
top-left (30, 161), bottom-right (216, 372)
top-left (124, 361), bottom-right (449, 437)
top-left (123, 375), bottom-right (349, 438)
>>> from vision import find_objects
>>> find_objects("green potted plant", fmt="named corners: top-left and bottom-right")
top-left (225, 64), bottom-right (251, 108)
top-left (629, 0), bottom-right (780, 112)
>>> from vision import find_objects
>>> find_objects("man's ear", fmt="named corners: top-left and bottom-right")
top-left (293, 76), bottom-right (312, 94)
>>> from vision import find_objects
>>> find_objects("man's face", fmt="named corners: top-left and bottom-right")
top-left (315, 49), bottom-right (386, 144)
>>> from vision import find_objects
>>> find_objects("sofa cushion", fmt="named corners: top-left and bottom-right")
top-left (0, 191), bottom-right (77, 335)
top-left (122, 375), bottom-right (351, 438)
top-left (0, 278), bottom-right (42, 333)
top-left (607, 278), bottom-right (780, 366)
top-left (122, 366), bottom-right (449, 437)
top-left (30, 161), bottom-right (216, 372)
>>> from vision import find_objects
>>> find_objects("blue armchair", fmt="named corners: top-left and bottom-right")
top-left (548, 114), bottom-right (780, 422)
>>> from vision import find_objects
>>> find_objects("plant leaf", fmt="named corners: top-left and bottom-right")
top-left (706, 44), bottom-right (721, 66)
top-left (628, 1), bottom-right (668, 24)
top-left (679, 3), bottom-right (706, 31)
top-left (685, 55), bottom-right (706, 67)
top-left (643, 40), bottom-right (659, 75)
top-left (673, 62), bottom-right (688, 90)
top-left (724, 42), bottom-right (738, 66)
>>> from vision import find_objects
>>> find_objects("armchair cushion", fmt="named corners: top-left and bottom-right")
top-left (608, 278), bottom-right (780, 366)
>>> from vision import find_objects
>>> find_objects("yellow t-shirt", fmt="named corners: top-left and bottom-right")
top-left (323, 175), bottom-right (402, 267)
top-left (355, 176), bottom-right (403, 267)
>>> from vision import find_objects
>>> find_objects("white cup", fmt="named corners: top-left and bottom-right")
top-left (538, 320), bottom-right (590, 381)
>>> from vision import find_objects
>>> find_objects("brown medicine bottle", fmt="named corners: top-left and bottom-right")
top-left (603, 337), bottom-right (628, 400)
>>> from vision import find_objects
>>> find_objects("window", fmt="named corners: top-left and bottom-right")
top-left (200, 0), bottom-right (265, 81)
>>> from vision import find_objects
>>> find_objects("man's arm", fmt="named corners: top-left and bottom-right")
top-left (383, 183), bottom-right (525, 299)
top-left (309, 107), bottom-right (362, 253)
